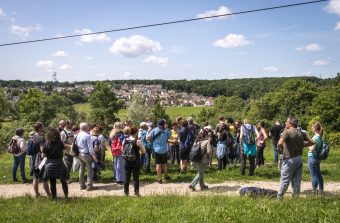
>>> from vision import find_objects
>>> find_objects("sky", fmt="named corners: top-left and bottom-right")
top-left (0, 0), bottom-right (339, 82)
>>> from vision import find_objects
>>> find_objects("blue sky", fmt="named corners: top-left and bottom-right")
top-left (0, 0), bottom-right (339, 82)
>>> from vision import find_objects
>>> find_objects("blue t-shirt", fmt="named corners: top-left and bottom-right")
top-left (149, 127), bottom-right (171, 154)
top-left (308, 135), bottom-right (322, 158)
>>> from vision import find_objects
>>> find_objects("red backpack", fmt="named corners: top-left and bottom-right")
top-left (8, 138), bottom-right (21, 154)
top-left (111, 133), bottom-right (123, 156)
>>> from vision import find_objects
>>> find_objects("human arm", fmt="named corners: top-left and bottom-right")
top-left (277, 137), bottom-right (284, 154)
top-left (304, 135), bottom-right (316, 148)
top-left (87, 136), bottom-right (98, 162)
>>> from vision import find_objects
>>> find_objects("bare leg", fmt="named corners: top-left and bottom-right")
top-left (33, 179), bottom-right (40, 198)
top-left (156, 164), bottom-right (162, 180)
top-left (163, 164), bottom-right (169, 177)
top-left (43, 180), bottom-right (51, 197)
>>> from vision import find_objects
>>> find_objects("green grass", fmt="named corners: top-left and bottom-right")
top-left (1, 145), bottom-right (340, 184)
top-left (73, 103), bottom-right (205, 122)
top-left (0, 195), bottom-right (339, 222)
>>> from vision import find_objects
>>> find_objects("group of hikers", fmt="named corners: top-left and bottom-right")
top-left (9, 115), bottom-right (325, 199)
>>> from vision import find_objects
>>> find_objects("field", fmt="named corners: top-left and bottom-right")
top-left (74, 103), bottom-right (205, 121)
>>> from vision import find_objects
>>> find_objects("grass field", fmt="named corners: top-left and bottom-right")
top-left (0, 195), bottom-right (339, 222)
top-left (74, 103), bottom-right (205, 121)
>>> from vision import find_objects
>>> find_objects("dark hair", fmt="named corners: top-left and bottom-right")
top-left (289, 117), bottom-right (298, 128)
top-left (259, 121), bottom-right (265, 128)
top-left (172, 121), bottom-right (178, 128)
top-left (203, 121), bottom-right (209, 127)
top-left (181, 120), bottom-right (189, 128)
top-left (33, 122), bottom-right (43, 132)
top-left (15, 128), bottom-right (24, 137)
top-left (65, 120), bottom-right (73, 126)
top-left (45, 127), bottom-right (61, 144)
top-left (98, 126), bottom-right (104, 133)
top-left (226, 117), bottom-right (234, 124)
top-left (130, 126), bottom-right (138, 136)
top-left (219, 116), bottom-right (224, 121)
top-left (72, 125), bottom-right (80, 132)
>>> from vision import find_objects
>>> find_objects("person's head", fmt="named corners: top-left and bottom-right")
top-left (139, 122), bottom-right (148, 130)
top-left (259, 121), bottom-right (265, 128)
top-left (80, 122), bottom-right (89, 132)
top-left (45, 127), bottom-right (61, 144)
top-left (203, 121), bottom-right (209, 127)
top-left (176, 116), bottom-right (183, 124)
top-left (58, 120), bottom-right (66, 129)
top-left (15, 128), bottom-right (24, 137)
top-left (29, 131), bottom-right (35, 138)
top-left (98, 126), bottom-right (104, 134)
top-left (312, 122), bottom-right (323, 136)
top-left (235, 120), bottom-right (241, 128)
top-left (275, 119), bottom-right (281, 125)
top-left (187, 117), bottom-right (194, 125)
top-left (129, 126), bottom-right (138, 137)
top-left (91, 127), bottom-right (99, 136)
top-left (33, 122), bottom-right (44, 134)
top-left (181, 120), bottom-right (189, 128)
top-left (226, 117), bottom-right (234, 124)
top-left (65, 120), bottom-right (73, 129)
top-left (157, 119), bottom-right (166, 129)
top-left (123, 126), bottom-right (130, 136)
top-left (204, 125), bottom-right (212, 133)
top-left (113, 122), bottom-right (123, 130)
top-left (243, 118), bottom-right (249, 125)
top-left (172, 122), bottom-right (178, 130)
top-left (72, 125), bottom-right (80, 133)
top-left (219, 115), bottom-right (225, 122)
top-left (286, 117), bottom-right (298, 129)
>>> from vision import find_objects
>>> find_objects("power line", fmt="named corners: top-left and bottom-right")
top-left (0, 0), bottom-right (329, 47)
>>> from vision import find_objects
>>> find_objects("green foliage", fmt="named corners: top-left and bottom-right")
top-left (214, 96), bottom-right (246, 112)
top-left (151, 102), bottom-right (170, 124)
top-left (89, 82), bottom-right (119, 126)
top-left (126, 93), bottom-right (151, 125)
top-left (0, 87), bottom-right (11, 120)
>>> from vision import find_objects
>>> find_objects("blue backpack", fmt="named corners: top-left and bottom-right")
top-left (141, 130), bottom-right (152, 150)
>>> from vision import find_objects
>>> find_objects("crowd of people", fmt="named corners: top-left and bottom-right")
top-left (9, 115), bottom-right (325, 199)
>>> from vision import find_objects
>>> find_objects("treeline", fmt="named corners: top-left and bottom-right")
top-left (1, 76), bottom-right (336, 99)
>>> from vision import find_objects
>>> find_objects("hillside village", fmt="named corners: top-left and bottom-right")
top-left (3, 83), bottom-right (214, 107)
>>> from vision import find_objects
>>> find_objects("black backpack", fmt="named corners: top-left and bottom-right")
top-left (319, 141), bottom-right (330, 160)
top-left (122, 139), bottom-right (137, 162)
top-left (243, 125), bottom-right (255, 145)
top-left (189, 142), bottom-right (205, 162)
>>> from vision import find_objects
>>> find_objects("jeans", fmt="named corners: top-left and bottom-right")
top-left (170, 144), bottom-right (180, 166)
top-left (79, 154), bottom-right (94, 189)
top-left (144, 149), bottom-right (152, 173)
top-left (256, 146), bottom-right (265, 166)
top-left (218, 155), bottom-right (227, 170)
top-left (113, 156), bottom-right (125, 182)
top-left (278, 156), bottom-right (303, 198)
top-left (190, 162), bottom-right (206, 188)
top-left (63, 154), bottom-right (73, 179)
top-left (124, 159), bottom-right (141, 194)
top-left (273, 143), bottom-right (278, 164)
top-left (240, 154), bottom-right (255, 176)
top-left (308, 156), bottom-right (324, 192)
top-left (12, 153), bottom-right (26, 181)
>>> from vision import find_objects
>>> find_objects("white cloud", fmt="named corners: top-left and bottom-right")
top-left (335, 21), bottom-right (340, 30)
top-left (196, 6), bottom-right (232, 21)
top-left (96, 73), bottom-right (106, 77)
top-left (86, 56), bottom-right (93, 60)
top-left (0, 8), bottom-right (6, 17)
top-left (325, 0), bottom-right (340, 16)
top-left (213, 34), bottom-right (252, 48)
top-left (52, 51), bottom-right (68, 57)
top-left (74, 28), bottom-right (110, 43)
top-left (110, 35), bottom-right (162, 57)
top-left (10, 24), bottom-right (42, 39)
top-left (262, 66), bottom-right (279, 72)
top-left (59, 64), bottom-right (72, 70)
top-left (123, 72), bottom-right (132, 79)
top-left (313, 60), bottom-right (330, 66)
top-left (36, 60), bottom-right (56, 70)
top-left (295, 43), bottom-right (323, 52)
top-left (144, 55), bottom-right (169, 66)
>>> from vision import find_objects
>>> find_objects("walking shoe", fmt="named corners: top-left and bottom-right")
top-left (116, 181), bottom-right (124, 185)
top-left (86, 186), bottom-right (94, 191)
top-left (157, 179), bottom-right (162, 184)
top-left (134, 191), bottom-right (141, 197)
top-left (80, 186), bottom-right (86, 190)
top-left (188, 185), bottom-right (196, 191)
top-left (201, 185), bottom-right (209, 191)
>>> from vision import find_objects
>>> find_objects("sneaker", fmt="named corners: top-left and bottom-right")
top-left (201, 185), bottom-right (209, 191)
top-left (188, 185), bottom-right (196, 191)
top-left (117, 181), bottom-right (124, 185)
top-left (124, 192), bottom-right (129, 196)
top-left (86, 187), bottom-right (94, 191)
top-left (134, 192), bottom-right (141, 197)
top-left (157, 179), bottom-right (162, 184)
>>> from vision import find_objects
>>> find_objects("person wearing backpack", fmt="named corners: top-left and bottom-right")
top-left (109, 122), bottom-right (125, 185)
top-left (139, 122), bottom-right (153, 174)
top-left (168, 122), bottom-right (180, 167)
top-left (60, 120), bottom-right (74, 184)
top-left (308, 122), bottom-right (324, 194)
top-left (239, 118), bottom-right (259, 176)
top-left (91, 127), bottom-right (102, 183)
top-left (215, 116), bottom-right (231, 171)
top-left (10, 128), bottom-right (27, 183)
top-left (122, 127), bottom-right (145, 196)
top-left (178, 120), bottom-right (194, 174)
top-left (256, 121), bottom-right (268, 167)
top-left (188, 131), bottom-right (211, 191)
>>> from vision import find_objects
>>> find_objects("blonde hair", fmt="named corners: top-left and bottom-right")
top-left (243, 118), bottom-right (249, 124)
top-left (312, 122), bottom-right (324, 137)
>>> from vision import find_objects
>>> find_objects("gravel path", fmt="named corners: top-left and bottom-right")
top-left (1, 180), bottom-right (340, 198)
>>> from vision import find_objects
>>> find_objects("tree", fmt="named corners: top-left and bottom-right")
top-left (151, 102), bottom-right (170, 125)
top-left (0, 87), bottom-right (10, 121)
top-left (89, 82), bottom-right (119, 126)
top-left (126, 93), bottom-right (151, 125)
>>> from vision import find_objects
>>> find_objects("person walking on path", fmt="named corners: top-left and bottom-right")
top-left (11, 128), bottom-right (27, 183)
top-left (277, 117), bottom-right (315, 199)
top-left (308, 122), bottom-right (325, 194)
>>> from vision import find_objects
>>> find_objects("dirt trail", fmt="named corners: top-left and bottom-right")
top-left (1, 180), bottom-right (339, 198)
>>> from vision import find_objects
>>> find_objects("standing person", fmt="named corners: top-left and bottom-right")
top-left (139, 122), bottom-right (153, 174)
top-left (269, 120), bottom-right (285, 164)
top-left (234, 120), bottom-right (242, 163)
top-left (42, 128), bottom-right (68, 199)
top-left (215, 116), bottom-right (229, 171)
top-left (188, 132), bottom-right (211, 191)
top-left (178, 120), bottom-right (193, 173)
top-left (168, 122), bottom-right (180, 167)
top-left (277, 117), bottom-right (315, 199)
top-left (308, 122), bottom-right (324, 194)
top-left (11, 128), bottom-right (27, 183)
top-left (91, 127), bottom-right (102, 183)
top-left (58, 120), bottom-right (66, 133)
top-left (122, 127), bottom-right (145, 196)
top-left (256, 121), bottom-right (268, 167)
top-left (98, 126), bottom-right (107, 169)
top-left (239, 119), bottom-right (259, 176)
top-left (147, 119), bottom-right (171, 183)
top-left (71, 125), bottom-right (80, 172)
top-left (60, 120), bottom-right (74, 184)
top-left (26, 122), bottom-right (50, 198)
top-left (204, 126), bottom-right (216, 168)
top-left (76, 122), bottom-right (98, 191)
top-left (109, 122), bottom-right (125, 185)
